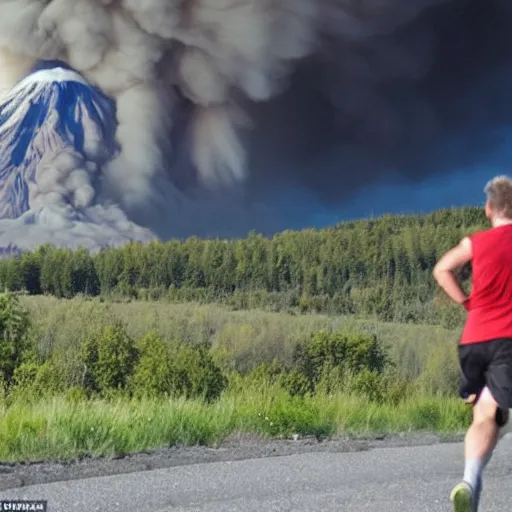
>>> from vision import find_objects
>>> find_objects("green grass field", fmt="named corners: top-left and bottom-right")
top-left (0, 387), bottom-right (469, 462)
top-left (21, 295), bottom-right (460, 380)
top-left (0, 295), bottom-right (468, 463)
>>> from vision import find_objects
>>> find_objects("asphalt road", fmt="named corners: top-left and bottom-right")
top-left (2, 436), bottom-right (512, 512)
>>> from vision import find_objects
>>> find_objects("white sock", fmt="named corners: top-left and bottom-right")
top-left (463, 459), bottom-right (484, 489)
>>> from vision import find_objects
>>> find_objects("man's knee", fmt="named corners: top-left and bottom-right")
top-left (473, 387), bottom-right (500, 425)
top-left (473, 387), bottom-right (508, 427)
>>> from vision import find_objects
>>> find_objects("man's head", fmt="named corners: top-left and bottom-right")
top-left (484, 175), bottom-right (512, 221)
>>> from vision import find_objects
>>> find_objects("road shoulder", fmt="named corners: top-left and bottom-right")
top-left (0, 432), bottom-right (463, 491)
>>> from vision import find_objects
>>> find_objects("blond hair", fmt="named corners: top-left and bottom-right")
top-left (484, 175), bottom-right (512, 219)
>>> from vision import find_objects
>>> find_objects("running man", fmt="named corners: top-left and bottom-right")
top-left (433, 175), bottom-right (512, 512)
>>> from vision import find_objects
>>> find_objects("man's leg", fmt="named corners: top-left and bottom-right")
top-left (464, 387), bottom-right (500, 479)
top-left (451, 387), bottom-right (501, 512)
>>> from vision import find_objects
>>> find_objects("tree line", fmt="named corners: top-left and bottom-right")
top-left (0, 207), bottom-right (487, 324)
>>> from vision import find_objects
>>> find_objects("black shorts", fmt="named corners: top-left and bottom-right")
top-left (459, 338), bottom-right (512, 412)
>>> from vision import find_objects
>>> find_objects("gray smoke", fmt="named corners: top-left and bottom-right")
top-left (0, 0), bottom-right (510, 245)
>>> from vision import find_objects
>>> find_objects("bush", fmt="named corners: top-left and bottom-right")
top-left (65, 386), bottom-right (88, 403)
top-left (416, 341), bottom-right (460, 396)
top-left (243, 360), bottom-right (286, 386)
top-left (130, 332), bottom-right (175, 398)
top-left (0, 293), bottom-right (33, 387)
top-left (349, 370), bottom-right (387, 403)
top-left (280, 369), bottom-right (312, 397)
top-left (380, 371), bottom-right (412, 405)
top-left (433, 293), bottom-right (466, 329)
top-left (80, 323), bottom-right (138, 396)
top-left (169, 341), bottom-right (228, 402)
top-left (11, 358), bottom-right (62, 400)
top-left (130, 332), bottom-right (228, 402)
top-left (288, 330), bottom-right (389, 395)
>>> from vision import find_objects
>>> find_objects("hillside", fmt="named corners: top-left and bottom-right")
top-left (0, 206), bottom-right (487, 327)
top-left (0, 65), bottom-right (153, 251)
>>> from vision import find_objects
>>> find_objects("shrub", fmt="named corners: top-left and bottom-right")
top-left (130, 332), bottom-right (228, 402)
top-left (65, 386), bottom-right (88, 403)
top-left (130, 332), bottom-right (175, 398)
top-left (0, 293), bottom-right (33, 386)
top-left (169, 341), bottom-right (228, 402)
top-left (11, 358), bottom-right (61, 400)
top-left (416, 341), bottom-right (460, 396)
top-left (279, 369), bottom-right (312, 397)
top-left (349, 369), bottom-right (387, 403)
top-left (80, 323), bottom-right (138, 396)
top-left (379, 371), bottom-right (412, 405)
top-left (243, 360), bottom-right (286, 386)
top-left (11, 360), bottom-right (38, 392)
top-left (288, 330), bottom-right (389, 395)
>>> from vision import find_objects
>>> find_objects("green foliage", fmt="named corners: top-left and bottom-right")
top-left (65, 386), bottom-right (88, 404)
top-left (0, 290), bottom-right (472, 464)
top-left (435, 294), bottom-right (468, 330)
top-left (130, 331), bottom-right (227, 402)
top-left (168, 341), bottom-right (228, 402)
top-left (279, 369), bottom-right (312, 397)
top-left (347, 369), bottom-right (410, 404)
top-left (0, 293), bottom-right (33, 386)
top-left (11, 358), bottom-right (61, 401)
top-left (11, 360), bottom-right (38, 390)
top-left (0, 388), bottom-right (470, 463)
top-left (251, 392), bottom-right (335, 440)
top-left (74, 325), bottom-right (227, 402)
top-left (19, 295), bottom-right (462, 405)
top-left (130, 332), bottom-right (174, 398)
top-left (416, 341), bottom-right (460, 396)
top-left (80, 324), bottom-right (138, 396)
top-left (289, 330), bottom-right (389, 395)
top-left (243, 359), bottom-right (286, 385)
top-left (240, 330), bottom-right (402, 403)
top-left (0, 206), bottom-right (488, 326)
top-left (349, 370), bottom-right (385, 402)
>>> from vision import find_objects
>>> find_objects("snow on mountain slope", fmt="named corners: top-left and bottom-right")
top-left (0, 66), bottom-right (155, 251)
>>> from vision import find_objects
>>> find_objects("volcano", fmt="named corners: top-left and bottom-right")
top-left (0, 65), bottom-right (155, 251)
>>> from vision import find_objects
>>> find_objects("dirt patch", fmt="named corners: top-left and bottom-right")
top-left (0, 432), bottom-right (463, 491)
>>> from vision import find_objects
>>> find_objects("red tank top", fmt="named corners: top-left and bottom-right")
top-left (461, 224), bottom-right (512, 344)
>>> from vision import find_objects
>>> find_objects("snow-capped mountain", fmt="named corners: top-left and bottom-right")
top-left (0, 64), bottom-right (155, 251)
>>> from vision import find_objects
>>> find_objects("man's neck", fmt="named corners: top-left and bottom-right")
top-left (492, 217), bottom-right (512, 228)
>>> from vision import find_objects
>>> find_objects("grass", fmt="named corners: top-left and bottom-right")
top-left (0, 295), bottom-right (467, 463)
top-left (21, 295), bottom-right (460, 380)
top-left (0, 386), bottom-right (470, 463)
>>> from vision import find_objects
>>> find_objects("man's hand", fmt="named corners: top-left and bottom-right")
top-left (433, 237), bottom-right (472, 307)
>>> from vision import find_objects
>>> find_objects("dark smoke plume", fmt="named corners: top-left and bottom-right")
top-left (0, 0), bottom-right (510, 246)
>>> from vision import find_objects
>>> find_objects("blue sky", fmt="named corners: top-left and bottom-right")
top-left (309, 168), bottom-right (491, 227)
top-left (273, 159), bottom-right (509, 232)
top-left (266, 165), bottom-right (498, 229)
top-left (295, 124), bottom-right (512, 229)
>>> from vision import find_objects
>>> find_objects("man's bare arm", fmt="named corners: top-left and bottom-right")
top-left (433, 237), bottom-right (472, 306)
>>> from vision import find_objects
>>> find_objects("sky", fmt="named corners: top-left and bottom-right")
top-left (308, 167), bottom-right (494, 228)
top-left (266, 155), bottom-right (510, 232)
top-left (3, 0), bottom-right (512, 245)
top-left (265, 116), bottom-right (512, 232)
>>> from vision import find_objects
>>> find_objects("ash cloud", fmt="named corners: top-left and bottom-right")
top-left (0, 0), bottom-right (510, 248)
top-left (244, 0), bottom-right (512, 208)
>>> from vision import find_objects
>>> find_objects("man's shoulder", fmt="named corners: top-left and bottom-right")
top-left (468, 227), bottom-right (494, 240)
top-left (468, 226), bottom-right (512, 248)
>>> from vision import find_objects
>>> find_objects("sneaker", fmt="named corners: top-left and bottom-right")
top-left (450, 481), bottom-right (473, 512)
